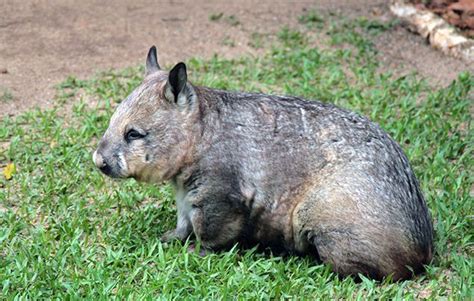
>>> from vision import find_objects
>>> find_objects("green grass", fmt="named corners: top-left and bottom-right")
top-left (208, 12), bottom-right (240, 27)
top-left (0, 88), bottom-right (13, 103)
top-left (209, 12), bottom-right (224, 22)
top-left (1, 16), bottom-right (473, 299)
top-left (221, 36), bottom-right (236, 48)
top-left (298, 10), bottom-right (324, 29)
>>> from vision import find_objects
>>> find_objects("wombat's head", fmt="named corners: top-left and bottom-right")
top-left (93, 46), bottom-right (198, 183)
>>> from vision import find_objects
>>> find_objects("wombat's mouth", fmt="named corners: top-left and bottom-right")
top-left (97, 161), bottom-right (128, 179)
top-left (101, 168), bottom-right (127, 179)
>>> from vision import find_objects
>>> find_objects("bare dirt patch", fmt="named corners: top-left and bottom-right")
top-left (0, 0), bottom-right (472, 118)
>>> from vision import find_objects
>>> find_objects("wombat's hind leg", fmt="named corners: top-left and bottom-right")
top-left (308, 230), bottom-right (387, 280)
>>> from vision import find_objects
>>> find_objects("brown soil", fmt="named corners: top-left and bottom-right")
top-left (1, 0), bottom-right (472, 118)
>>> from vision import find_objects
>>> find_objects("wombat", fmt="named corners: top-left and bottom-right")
top-left (93, 46), bottom-right (433, 280)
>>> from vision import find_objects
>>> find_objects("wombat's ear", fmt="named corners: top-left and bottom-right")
top-left (165, 62), bottom-right (195, 107)
top-left (145, 46), bottom-right (161, 75)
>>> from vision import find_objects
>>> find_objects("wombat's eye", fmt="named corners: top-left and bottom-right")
top-left (125, 129), bottom-right (147, 142)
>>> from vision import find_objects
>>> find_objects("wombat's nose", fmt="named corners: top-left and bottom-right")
top-left (93, 150), bottom-right (106, 168)
top-left (93, 150), bottom-right (113, 176)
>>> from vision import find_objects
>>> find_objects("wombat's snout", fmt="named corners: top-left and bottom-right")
top-left (93, 150), bottom-right (113, 176)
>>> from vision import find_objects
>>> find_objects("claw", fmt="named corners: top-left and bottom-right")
top-left (188, 242), bottom-right (211, 256)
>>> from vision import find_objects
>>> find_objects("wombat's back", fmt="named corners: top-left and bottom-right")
top-left (197, 88), bottom-right (433, 279)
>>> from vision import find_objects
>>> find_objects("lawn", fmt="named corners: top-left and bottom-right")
top-left (0, 14), bottom-right (472, 299)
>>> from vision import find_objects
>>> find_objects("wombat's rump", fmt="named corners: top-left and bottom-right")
top-left (94, 46), bottom-right (433, 280)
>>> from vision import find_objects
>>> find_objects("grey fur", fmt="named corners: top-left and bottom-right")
top-left (94, 51), bottom-right (433, 280)
top-left (146, 46), bottom-right (160, 75)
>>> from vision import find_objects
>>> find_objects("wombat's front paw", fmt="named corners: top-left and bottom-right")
top-left (160, 229), bottom-right (180, 243)
top-left (161, 228), bottom-right (191, 243)
top-left (188, 243), bottom-right (213, 257)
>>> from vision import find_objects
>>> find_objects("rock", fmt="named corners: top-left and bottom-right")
top-left (390, 0), bottom-right (474, 62)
